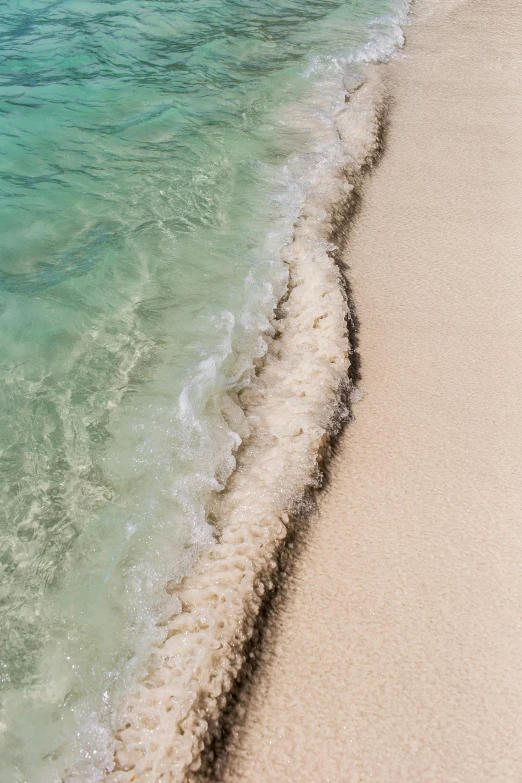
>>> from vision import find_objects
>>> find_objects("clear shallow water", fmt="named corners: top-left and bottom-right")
top-left (0, 0), bottom-right (404, 779)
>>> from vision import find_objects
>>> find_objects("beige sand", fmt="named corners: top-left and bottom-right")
top-left (218, 1), bottom-right (522, 781)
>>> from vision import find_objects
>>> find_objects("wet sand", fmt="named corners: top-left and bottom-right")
top-left (218, 0), bottom-right (522, 780)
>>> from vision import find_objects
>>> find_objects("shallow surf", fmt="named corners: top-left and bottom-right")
top-left (0, 1), bottom-right (406, 779)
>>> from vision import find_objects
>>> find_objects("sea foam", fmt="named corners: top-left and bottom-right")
top-left (106, 58), bottom-right (399, 782)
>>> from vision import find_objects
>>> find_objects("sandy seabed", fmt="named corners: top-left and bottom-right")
top-left (216, 1), bottom-right (522, 781)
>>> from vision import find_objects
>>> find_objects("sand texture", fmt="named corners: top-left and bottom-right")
top-left (216, 1), bottom-right (522, 781)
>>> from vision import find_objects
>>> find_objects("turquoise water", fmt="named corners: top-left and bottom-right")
top-left (0, 0), bottom-right (405, 779)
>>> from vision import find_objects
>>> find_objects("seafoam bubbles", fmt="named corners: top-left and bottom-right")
top-left (107, 67), bottom-right (397, 783)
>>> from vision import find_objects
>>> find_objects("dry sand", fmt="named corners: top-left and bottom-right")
top-left (217, 0), bottom-right (522, 780)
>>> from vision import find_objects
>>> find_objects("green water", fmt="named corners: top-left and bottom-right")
top-left (0, 0), bottom-right (405, 779)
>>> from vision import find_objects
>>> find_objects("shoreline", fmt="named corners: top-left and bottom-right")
top-left (106, 55), bottom-right (403, 783)
top-left (215, 0), bottom-right (522, 781)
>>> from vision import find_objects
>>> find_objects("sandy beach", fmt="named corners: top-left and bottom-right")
top-left (215, 1), bottom-right (522, 780)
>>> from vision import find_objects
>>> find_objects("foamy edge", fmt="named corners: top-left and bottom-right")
top-left (106, 67), bottom-right (388, 783)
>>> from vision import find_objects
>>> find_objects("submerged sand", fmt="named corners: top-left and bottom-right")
top-left (218, 1), bottom-right (522, 780)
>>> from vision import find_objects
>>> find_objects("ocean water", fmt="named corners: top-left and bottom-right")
top-left (0, 0), bottom-right (405, 780)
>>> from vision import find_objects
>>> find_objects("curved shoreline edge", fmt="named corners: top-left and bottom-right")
top-left (203, 0), bottom-right (522, 778)
top-left (106, 64), bottom-right (393, 783)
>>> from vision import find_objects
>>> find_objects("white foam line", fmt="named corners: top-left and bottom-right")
top-left (103, 66), bottom-right (390, 783)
